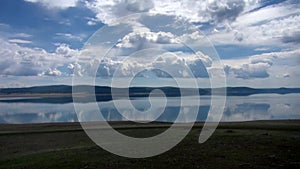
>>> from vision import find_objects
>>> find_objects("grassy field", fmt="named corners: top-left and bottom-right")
top-left (0, 120), bottom-right (300, 169)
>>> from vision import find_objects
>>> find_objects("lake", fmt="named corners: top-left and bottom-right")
top-left (0, 94), bottom-right (299, 124)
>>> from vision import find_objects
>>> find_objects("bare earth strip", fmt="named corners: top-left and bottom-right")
top-left (0, 120), bottom-right (300, 169)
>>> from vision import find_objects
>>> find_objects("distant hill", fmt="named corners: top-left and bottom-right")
top-left (0, 85), bottom-right (299, 103)
top-left (0, 85), bottom-right (300, 97)
top-left (224, 87), bottom-right (300, 96)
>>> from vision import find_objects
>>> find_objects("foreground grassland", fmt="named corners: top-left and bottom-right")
top-left (0, 120), bottom-right (300, 169)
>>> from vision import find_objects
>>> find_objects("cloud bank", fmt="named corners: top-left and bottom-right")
top-left (0, 0), bottom-right (297, 88)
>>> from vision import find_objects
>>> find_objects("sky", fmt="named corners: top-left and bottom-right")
top-left (0, 0), bottom-right (299, 88)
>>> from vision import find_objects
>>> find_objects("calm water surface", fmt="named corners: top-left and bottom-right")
top-left (0, 94), bottom-right (299, 124)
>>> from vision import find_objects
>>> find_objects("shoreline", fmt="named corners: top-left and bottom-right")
top-left (1, 119), bottom-right (300, 134)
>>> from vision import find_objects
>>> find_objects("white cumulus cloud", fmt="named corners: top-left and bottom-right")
top-left (0, 39), bottom-right (79, 76)
top-left (84, 0), bottom-right (257, 25)
top-left (24, 0), bottom-right (79, 9)
top-left (40, 68), bottom-right (62, 76)
top-left (8, 39), bottom-right (32, 44)
top-left (224, 49), bottom-right (300, 80)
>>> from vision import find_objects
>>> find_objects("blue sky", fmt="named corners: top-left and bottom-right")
top-left (0, 0), bottom-right (299, 88)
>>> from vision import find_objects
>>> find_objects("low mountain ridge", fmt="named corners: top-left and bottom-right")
top-left (0, 85), bottom-right (299, 96)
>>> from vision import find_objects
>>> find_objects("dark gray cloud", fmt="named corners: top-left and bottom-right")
top-left (281, 31), bottom-right (300, 44)
top-left (207, 0), bottom-right (246, 23)
top-left (234, 31), bottom-right (244, 41)
top-left (126, 0), bottom-right (154, 12)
